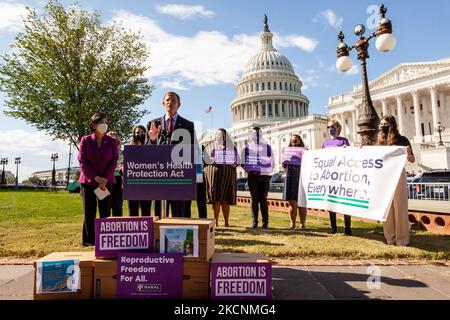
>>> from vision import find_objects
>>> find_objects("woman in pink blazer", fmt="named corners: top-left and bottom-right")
top-left (78, 112), bottom-right (118, 246)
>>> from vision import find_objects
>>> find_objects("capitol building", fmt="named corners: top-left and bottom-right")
top-left (200, 17), bottom-right (450, 175)
top-left (201, 17), bottom-right (329, 178)
top-left (328, 57), bottom-right (450, 170)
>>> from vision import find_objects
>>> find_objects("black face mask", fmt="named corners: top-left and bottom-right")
top-left (134, 133), bottom-right (146, 144)
top-left (380, 126), bottom-right (389, 134)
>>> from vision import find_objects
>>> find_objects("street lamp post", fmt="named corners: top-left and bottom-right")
top-left (66, 143), bottom-right (72, 186)
top-left (1, 157), bottom-right (8, 185)
top-left (435, 122), bottom-right (446, 147)
top-left (335, 4), bottom-right (396, 146)
top-left (51, 153), bottom-right (59, 186)
top-left (14, 157), bottom-right (21, 190)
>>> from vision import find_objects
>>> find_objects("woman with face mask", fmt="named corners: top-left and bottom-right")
top-left (204, 128), bottom-right (238, 227)
top-left (321, 119), bottom-right (352, 235)
top-left (376, 115), bottom-right (415, 246)
top-left (78, 112), bottom-right (118, 246)
top-left (128, 125), bottom-right (151, 217)
top-left (282, 134), bottom-right (307, 229)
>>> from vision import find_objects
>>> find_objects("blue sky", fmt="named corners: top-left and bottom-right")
top-left (1, 0), bottom-right (450, 180)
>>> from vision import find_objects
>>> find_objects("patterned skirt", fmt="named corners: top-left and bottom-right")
top-left (204, 164), bottom-right (237, 205)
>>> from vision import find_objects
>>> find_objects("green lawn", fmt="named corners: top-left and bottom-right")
top-left (0, 190), bottom-right (449, 261)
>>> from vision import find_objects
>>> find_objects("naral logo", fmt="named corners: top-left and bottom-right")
top-left (137, 284), bottom-right (161, 292)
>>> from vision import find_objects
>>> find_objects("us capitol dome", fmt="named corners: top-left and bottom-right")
top-left (201, 16), bottom-right (329, 177)
top-left (230, 15), bottom-right (309, 130)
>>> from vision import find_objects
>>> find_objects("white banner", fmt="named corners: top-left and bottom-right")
top-left (298, 146), bottom-right (407, 222)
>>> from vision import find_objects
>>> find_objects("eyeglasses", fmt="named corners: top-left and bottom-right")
top-left (327, 126), bottom-right (335, 129)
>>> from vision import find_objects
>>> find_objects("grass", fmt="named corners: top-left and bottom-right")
top-left (0, 190), bottom-right (449, 261)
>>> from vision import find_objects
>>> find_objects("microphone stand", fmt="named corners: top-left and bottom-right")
top-left (160, 129), bottom-right (171, 219)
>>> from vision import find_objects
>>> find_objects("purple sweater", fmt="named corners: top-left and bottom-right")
top-left (78, 133), bottom-right (119, 186)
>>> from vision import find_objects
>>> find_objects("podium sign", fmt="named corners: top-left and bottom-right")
top-left (123, 145), bottom-right (196, 200)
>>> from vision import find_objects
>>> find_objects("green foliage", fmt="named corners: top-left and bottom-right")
top-left (0, 0), bottom-right (153, 149)
top-left (22, 176), bottom-right (41, 184)
top-left (5, 174), bottom-right (15, 185)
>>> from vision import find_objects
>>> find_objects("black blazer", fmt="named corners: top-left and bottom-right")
top-left (148, 114), bottom-right (195, 145)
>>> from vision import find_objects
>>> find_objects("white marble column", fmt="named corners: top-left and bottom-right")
top-left (439, 92), bottom-right (446, 126)
top-left (351, 110), bottom-right (357, 143)
top-left (411, 90), bottom-right (423, 140)
top-left (265, 100), bottom-right (269, 118)
top-left (430, 86), bottom-right (440, 130)
top-left (421, 96), bottom-right (430, 135)
top-left (381, 99), bottom-right (388, 117)
top-left (279, 100), bottom-right (282, 117)
top-left (395, 95), bottom-right (405, 135)
top-left (338, 113), bottom-right (345, 136)
top-left (258, 101), bottom-right (262, 118)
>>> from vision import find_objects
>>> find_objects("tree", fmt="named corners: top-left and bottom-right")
top-left (5, 174), bottom-right (15, 185)
top-left (22, 176), bottom-right (41, 185)
top-left (0, 0), bottom-right (152, 149)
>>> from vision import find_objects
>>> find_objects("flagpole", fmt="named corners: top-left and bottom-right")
top-left (211, 110), bottom-right (214, 130)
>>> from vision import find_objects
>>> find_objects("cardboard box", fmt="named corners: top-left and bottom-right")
top-left (93, 259), bottom-right (117, 299)
top-left (93, 258), bottom-right (211, 300)
top-left (210, 253), bottom-right (272, 300)
top-left (33, 251), bottom-right (95, 300)
top-left (183, 260), bottom-right (210, 300)
top-left (211, 253), bottom-right (269, 263)
top-left (154, 218), bottom-right (215, 262)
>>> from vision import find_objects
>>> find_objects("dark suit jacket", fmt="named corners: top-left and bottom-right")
top-left (78, 133), bottom-right (119, 186)
top-left (147, 114), bottom-right (196, 218)
top-left (148, 114), bottom-right (195, 145)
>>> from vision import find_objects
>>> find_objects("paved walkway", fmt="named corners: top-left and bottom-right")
top-left (1, 264), bottom-right (450, 300)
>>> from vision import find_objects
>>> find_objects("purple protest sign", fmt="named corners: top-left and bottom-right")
top-left (213, 149), bottom-right (237, 165)
top-left (123, 145), bottom-right (196, 200)
top-left (211, 262), bottom-right (272, 300)
top-left (243, 143), bottom-right (273, 173)
top-left (117, 253), bottom-right (183, 299)
top-left (95, 217), bottom-right (153, 258)
top-left (282, 147), bottom-right (305, 165)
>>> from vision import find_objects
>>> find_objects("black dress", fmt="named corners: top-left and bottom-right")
top-left (282, 164), bottom-right (301, 201)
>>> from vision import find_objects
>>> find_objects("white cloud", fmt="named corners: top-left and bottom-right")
top-left (314, 9), bottom-right (343, 29)
top-left (275, 34), bottom-right (318, 53)
top-left (159, 80), bottom-right (189, 91)
top-left (346, 65), bottom-right (359, 75)
top-left (111, 10), bottom-right (318, 88)
top-left (155, 4), bottom-right (215, 20)
top-left (299, 69), bottom-right (320, 91)
top-left (0, 130), bottom-right (73, 180)
top-left (0, 1), bottom-right (28, 32)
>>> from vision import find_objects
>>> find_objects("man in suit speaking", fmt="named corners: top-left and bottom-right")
top-left (148, 91), bottom-right (195, 217)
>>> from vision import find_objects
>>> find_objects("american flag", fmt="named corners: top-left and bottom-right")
top-left (204, 106), bottom-right (212, 113)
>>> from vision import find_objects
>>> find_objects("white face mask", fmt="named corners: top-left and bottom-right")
top-left (97, 123), bottom-right (108, 134)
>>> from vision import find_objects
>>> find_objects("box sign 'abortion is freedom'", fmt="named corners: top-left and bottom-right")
top-left (95, 217), bottom-right (154, 258)
top-left (210, 262), bottom-right (272, 300)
